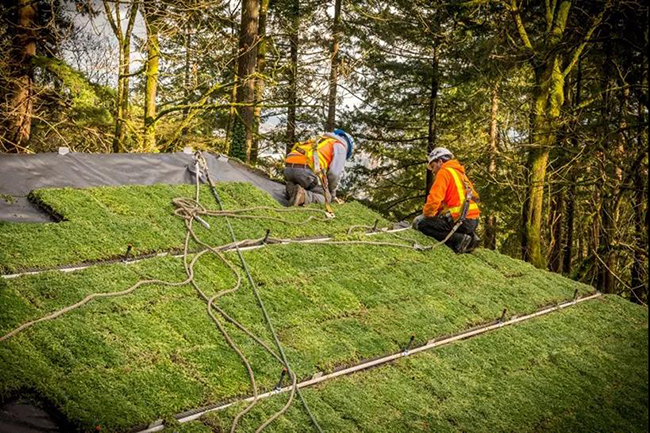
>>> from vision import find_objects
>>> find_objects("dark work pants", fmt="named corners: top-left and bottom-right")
top-left (417, 215), bottom-right (479, 253)
top-left (284, 167), bottom-right (328, 204)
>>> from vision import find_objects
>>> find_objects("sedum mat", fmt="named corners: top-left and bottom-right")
top-left (0, 183), bottom-right (646, 432)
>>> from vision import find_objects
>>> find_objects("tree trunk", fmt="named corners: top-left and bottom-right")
top-left (523, 144), bottom-right (551, 268)
top-left (630, 61), bottom-right (648, 304)
top-left (548, 186), bottom-right (564, 272)
top-left (597, 200), bottom-right (616, 293)
top-left (485, 82), bottom-right (499, 249)
top-left (113, 49), bottom-right (126, 152)
top-left (285, 0), bottom-right (299, 155)
top-left (630, 167), bottom-right (647, 303)
top-left (425, 49), bottom-right (439, 197)
top-left (180, 25), bottom-right (192, 143)
top-left (596, 39), bottom-right (621, 294)
top-left (104, 0), bottom-right (138, 153)
top-left (513, 0), bottom-right (602, 269)
top-left (562, 59), bottom-right (582, 274)
top-left (590, 184), bottom-right (601, 271)
top-left (143, 3), bottom-right (160, 152)
top-left (229, 0), bottom-right (260, 161)
top-left (325, 0), bottom-right (342, 131)
top-left (5, 0), bottom-right (37, 153)
top-left (562, 177), bottom-right (576, 273)
top-left (251, 0), bottom-right (270, 163)
top-left (522, 59), bottom-right (564, 269)
top-left (184, 27), bottom-right (191, 115)
top-left (118, 37), bottom-right (133, 151)
top-left (225, 9), bottom-right (238, 148)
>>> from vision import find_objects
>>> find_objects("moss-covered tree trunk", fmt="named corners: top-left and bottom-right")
top-left (143, 2), bottom-right (160, 152)
top-left (229, 0), bottom-right (259, 161)
top-left (5, 0), bottom-right (37, 153)
top-left (513, 0), bottom-right (602, 269)
top-left (325, 0), bottom-right (342, 132)
top-left (251, 0), bottom-right (270, 163)
top-left (523, 62), bottom-right (562, 268)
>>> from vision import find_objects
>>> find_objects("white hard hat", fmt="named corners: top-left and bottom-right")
top-left (427, 147), bottom-right (454, 164)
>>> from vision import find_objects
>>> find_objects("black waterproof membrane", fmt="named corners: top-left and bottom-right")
top-left (0, 152), bottom-right (288, 222)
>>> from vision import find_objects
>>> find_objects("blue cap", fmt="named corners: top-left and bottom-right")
top-left (333, 129), bottom-right (354, 160)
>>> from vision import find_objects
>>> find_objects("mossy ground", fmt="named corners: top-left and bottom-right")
top-left (0, 183), bottom-right (646, 432)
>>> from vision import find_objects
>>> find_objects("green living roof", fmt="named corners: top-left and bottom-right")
top-left (0, 183), bottom-right (647, 432)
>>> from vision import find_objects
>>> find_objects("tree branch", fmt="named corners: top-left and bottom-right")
top-left (562, 7), bottom-right (606, 78)
top-left (509, 0), bottom-right (534, 52)
top-left (102, 0), bottom-right (119, 39)
top-left (549, 1), bottom-right (570, 46)
top-left (125, 0), bottom-right (139, 38)
top-left (545, 0), bottom-right (557, 34)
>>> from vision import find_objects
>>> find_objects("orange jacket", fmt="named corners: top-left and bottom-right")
top-left (423, 159), bottom-right (480, 219)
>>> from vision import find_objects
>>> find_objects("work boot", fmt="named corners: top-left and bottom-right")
top-left (467, 233), bottom-right (480, 253)
top-left (455, 234), bottom-right (473, 254)
top-left (285, 183), bottom-right (298, 200)
top-left (291, 185), bottom-right (306, 206)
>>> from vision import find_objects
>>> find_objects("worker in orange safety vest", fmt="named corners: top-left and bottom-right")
top-left (284, 129), bottom-right (354, 206)
top-left (412, 147), bottom-right (481, 253)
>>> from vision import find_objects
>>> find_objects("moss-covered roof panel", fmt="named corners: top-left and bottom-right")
top-left (0, 183), bottom-right (646, 432)
top-left (183, 296), bottom-right (649, 433)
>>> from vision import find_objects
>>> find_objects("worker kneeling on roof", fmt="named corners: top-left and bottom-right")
top-left (284, 129), bottom-right (354, 206)
top-left (413, 148), bottom-right (481, 254)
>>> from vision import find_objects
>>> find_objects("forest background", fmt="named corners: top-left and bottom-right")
top-left (1, 0), bottom-right (648, 303)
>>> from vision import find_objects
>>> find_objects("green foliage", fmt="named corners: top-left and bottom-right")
top-left (229, 117), bottom-right (247, 161)
top-left (0, 183), bottom-right (645, 432)
top-left (32, 56), bottom-right (114, 128)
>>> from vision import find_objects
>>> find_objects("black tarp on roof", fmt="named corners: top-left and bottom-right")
top-left (0, 152), bottom-right (288, 223)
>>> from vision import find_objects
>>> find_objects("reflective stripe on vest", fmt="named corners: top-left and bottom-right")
top-left (287, 137), bottom-right (336, 173)
top-left (445, 167), bottom-right (479, 217)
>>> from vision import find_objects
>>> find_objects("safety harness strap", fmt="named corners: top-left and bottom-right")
top-left (289, 136), bottom-right (334, 174)
top-left (445, 168), bottom-right (477, 222)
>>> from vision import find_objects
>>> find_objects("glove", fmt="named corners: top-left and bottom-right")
top-left (412, 214), bottom-right (425, 230)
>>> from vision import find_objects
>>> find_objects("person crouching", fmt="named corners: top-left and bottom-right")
top-left (284, 129), bottom-right (354, 206)
top-left (412, 147), bottom-right (481, 254)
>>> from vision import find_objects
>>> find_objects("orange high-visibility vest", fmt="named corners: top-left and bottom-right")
top-left (286, 137), bottom-right (338, 173)
top-left (443, 167), bottom-right (480, 219)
